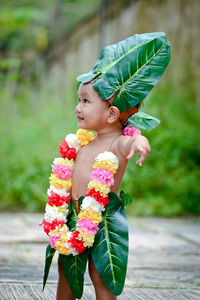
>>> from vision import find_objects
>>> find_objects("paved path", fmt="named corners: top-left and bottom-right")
top-left (0, 213), bottom-right (200, 299)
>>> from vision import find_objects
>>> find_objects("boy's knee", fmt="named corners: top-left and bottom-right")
top-left (89, 260), bottom-right (104, 287)
top-left (90, 271), bottom-right (105, 287)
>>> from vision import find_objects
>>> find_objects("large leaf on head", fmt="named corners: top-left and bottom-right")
top-left (126, 111), bottom-right (160, 131)
top-left (43, 244), bottom-right (56, 290)
top-left (77, 32), bottom-right (170, 112)
top-left (90, 192), bottom-right (129, 295)
top-left (59, 199), bottom-right (89, 299)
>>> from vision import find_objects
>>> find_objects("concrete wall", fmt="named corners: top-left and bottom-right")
top-left (47, 0), bottom-right (200, 99)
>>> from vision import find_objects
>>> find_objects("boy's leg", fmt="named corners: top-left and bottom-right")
top-left (56, 257), bottom-right (76, 300)
top-left (88, 255), bottom-right (117, 300)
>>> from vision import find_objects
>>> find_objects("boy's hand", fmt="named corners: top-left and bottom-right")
top-left (127, 135), bottom-right (151, 166)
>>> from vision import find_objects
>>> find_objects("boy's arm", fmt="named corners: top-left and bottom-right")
top-left (117, 135), bottom-right (151, 166)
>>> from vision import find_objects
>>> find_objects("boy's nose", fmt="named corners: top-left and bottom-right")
top-left (75, 103), bottom-right (81, 113)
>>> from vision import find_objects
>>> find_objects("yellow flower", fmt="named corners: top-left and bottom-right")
top-left (49, 224), bottom-right (69, 236)
top-left (88, 180), bottom-right (110, 196)
top-left (54, 232), bottom-right (71, 255)
top-left (78, 229), bottom-right (94, 247)
top-left (78, 208), bottom-right (102, 223)
top-left (53, 158), bottom-right (74, 169)
top-left (49, 173), bottom-right (72, 190)
top-left (55, 241), bottom-right (70, 255)
top-left (76, 129), bottom-right (94, 146)
top-left (93, 160), bottom-right (116, 174)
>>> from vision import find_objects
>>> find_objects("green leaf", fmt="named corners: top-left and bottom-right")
top-left (43, 244), bottom-right (56, 290)
top-left (78, 195), bottom-right (84, 210)
top-left (68, 199), bottom-right (78, 229)
top-left (77, 32), bottom-right (170, 112)
top-left (59, 250), bottom-right (89, 299)
top-left (90, 192), bottom-right (129, 295)
top-left (127, 111), bottom-right (160, 131)
top-left (120, 190), bottom-right (133, 208)
top-left (59, 199), bottom-right (89, 299)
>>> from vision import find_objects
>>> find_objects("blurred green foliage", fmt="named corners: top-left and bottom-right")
top-left (0, 0), bottom-right (101, 79)
top-left (0, 76), bottom-right (77, 211)
top-left (121, 84), bottom-right (200, 216)
top-left (0, 0), bottom-right (100, 54)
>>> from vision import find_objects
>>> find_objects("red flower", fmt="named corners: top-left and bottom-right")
top-left (58, 140), bottom-right (77, 160)
top-left (48, 191), bottom-right (71, 207)
top-left (58, 140), bottom-right (69, 158)
top-left (68, 231), bottom-right (87, 254)
top-left (66, 147), bottom-right (77, 160)
top-left (44, 219), bottom-right (65, 235)
top-left (86, 188), bottom-right (109, 207)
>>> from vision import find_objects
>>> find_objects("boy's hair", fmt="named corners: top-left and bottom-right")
top-left (107, 94), bottom-right (141, 126)
top-left (120, 103), bottom-right (141, 125)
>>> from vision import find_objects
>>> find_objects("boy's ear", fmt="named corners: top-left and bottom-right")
top-left (107, 106), bottom-right (120, 123)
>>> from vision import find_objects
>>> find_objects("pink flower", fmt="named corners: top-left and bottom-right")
top-left (49, 235), bottom-right (61, 249)
top-left (52, 164), bottom-right (72, 180)
top-left (77, 218), bottom-right (99, 235)
top-left (122, 126), bottom-right (141, 136)
top-left (90, 168), bottom-right (114, 186)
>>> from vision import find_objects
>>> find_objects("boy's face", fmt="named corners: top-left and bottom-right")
top-left (76, 83), bottom-right (110, 131)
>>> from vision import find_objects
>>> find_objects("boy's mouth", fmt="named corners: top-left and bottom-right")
top-left (76, 115), bottom-right (84, 121)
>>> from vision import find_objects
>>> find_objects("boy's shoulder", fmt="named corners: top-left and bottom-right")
top-left (113, 134), bottom-right (133, 160)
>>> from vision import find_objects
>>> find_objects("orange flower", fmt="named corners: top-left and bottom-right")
top-left (76, 129), bottom-right (94, 146)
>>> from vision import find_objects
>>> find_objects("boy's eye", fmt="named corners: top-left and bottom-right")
top-left (77, 98), bottom-right (89, 104)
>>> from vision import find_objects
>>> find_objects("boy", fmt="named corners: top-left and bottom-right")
top-left (42, 32), bottom-right (170, 300)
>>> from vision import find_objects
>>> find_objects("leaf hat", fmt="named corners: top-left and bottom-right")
top-left (77, 32), bottom-right (170, 131)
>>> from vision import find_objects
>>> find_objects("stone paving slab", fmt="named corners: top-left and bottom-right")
top-left (0, 213), bottom-right (46, 244)
top-left (1, 262), bottom-right (200, 289)
top-left (130, 217), bottom-right (200, 246)
top-left (1, 283), bottom-right (200, 300)
top-left (0, 213), bottom-right (200, 299)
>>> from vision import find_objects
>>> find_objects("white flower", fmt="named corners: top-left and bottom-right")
top-left (65, 247), bottom-right (79, 256)
top-left (47, 185), bottom-right (70, 198)
top-left (44, 203), bottom-right (69, 223)
top-left (65, 134), bottom-right (80, 151)
top-left (80, 196), bottom-right (105, 213)
top-left (95, 151), bottom-right (119, 169)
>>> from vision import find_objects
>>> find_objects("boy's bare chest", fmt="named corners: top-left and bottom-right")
top-left (71, 141), bottom-right (116, 199)
top-left (72, 144), bottom-right (104, 181)
top-left (72, 150), bottom-right (94, 185)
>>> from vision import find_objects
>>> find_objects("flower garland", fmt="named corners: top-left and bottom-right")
top-left (43, 126), bottom-right (140, 256)
top-left (43, 129), bottom-right (119, 256)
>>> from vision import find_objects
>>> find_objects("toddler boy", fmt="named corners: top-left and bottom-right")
top-left (43, 32), bottom-right (170, 300)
